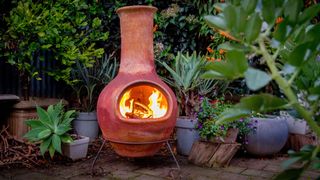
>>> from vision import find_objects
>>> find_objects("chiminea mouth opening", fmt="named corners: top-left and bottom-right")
top-left (116, 81), bottom-right (172, 123)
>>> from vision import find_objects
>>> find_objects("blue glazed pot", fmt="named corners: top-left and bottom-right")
top-left (245, 116), bottom-right (289, 156)
top-left (175, 117), bottom-right (200, 156)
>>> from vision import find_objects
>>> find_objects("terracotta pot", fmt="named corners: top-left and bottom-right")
top-left (97, 6), bottom-right (178, 157)
top-left (6, 97), bottom-right (67, 140)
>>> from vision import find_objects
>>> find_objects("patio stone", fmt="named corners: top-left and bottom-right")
top-left (111, 170), bottom-right (140, 179)
top-left (13, 172), bottom-right (60, 180)
top-left (302, 170), bottom-right (320, 179)
top-left (263, 164), bottom-right (283, 173)
top-left (134, 167), bottom-right (172, 177)
top-left (134, 174), bottom-right (164, 180)
top-left (222, 166), bottom-right (247, 173)
top-left (241, 169), bottom-right (275, 178)
top-left (217, 172), bottom-right (249, 180)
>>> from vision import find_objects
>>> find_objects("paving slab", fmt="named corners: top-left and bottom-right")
top-left (111, 170), bottom-right (140, 179)
top-left (13, 172), bottom-right (60, 180)
top-left (241, 169), bottom-right (275, 178)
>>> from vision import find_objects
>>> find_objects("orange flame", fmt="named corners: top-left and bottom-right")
top-left (119, 87), bottom-right (168, 118)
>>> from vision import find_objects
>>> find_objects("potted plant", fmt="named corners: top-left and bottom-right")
top-left (160, 52), bottom-right (226, 155)
top-left (71, 54), bottom-right (118, 141)
top-left (0, 0), bottom-right (108, 139)
top-left (197, 97), bottom-right (253, 144)
top-left (24, 101), bottom-right (89, 160)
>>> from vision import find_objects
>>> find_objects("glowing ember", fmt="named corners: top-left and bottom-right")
top-left (119, 86), bottom-right (168, 118)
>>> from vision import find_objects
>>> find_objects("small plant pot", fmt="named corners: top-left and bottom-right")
top-left (62, 136), bottom-right (89, 160)
top-left (176, 117), bottom-right (200, 156)
top-left (73, 112), bottom-right (99, 141)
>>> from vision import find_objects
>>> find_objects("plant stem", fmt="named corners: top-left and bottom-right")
top-left (257, 38), bottom-right (320, 137)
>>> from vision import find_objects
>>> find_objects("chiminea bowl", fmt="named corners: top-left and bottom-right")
top-left (97, 5), bottom-right (178, 157)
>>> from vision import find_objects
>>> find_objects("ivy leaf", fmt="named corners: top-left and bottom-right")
top-left (244, 68), bottom-right (272, 91)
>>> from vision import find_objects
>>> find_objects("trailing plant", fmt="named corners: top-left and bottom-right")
top-left (159, 52), bottom-right (226, 117)
top-left (202, 0), bottom-right (320, 178)
top-left (0, 0), bottom-right (108, 100)
top-left (197, 97), bottom-right (253, 142)
top-left (24, 101), bottom-right (76, 158)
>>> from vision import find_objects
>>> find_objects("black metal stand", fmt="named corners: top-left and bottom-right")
top-left (90, 139), bottom-right (180, 175)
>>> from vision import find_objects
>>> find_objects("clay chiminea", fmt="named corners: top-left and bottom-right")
top-left (97, 5), bottom-right (178, 157)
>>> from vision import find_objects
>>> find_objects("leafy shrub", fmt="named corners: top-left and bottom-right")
top-left (24, 101), bottom-right (76, 158)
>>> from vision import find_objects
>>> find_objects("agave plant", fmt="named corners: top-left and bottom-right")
top-left (159, 52), bottom-right (226, 117)
top-left (24, 101), bottom-right (76, 158)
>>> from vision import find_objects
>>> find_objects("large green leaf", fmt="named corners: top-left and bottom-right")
top-left (23, 127), bottom-right (47, 141)
top-left (25, 120), bottom-right (43, 129)
top-left (40, 137), bottom-right (52, 156)
top-left (284, 0), bottom-right (303, 24)
top-left (36, 106), bottom-right (53, 129)
top-left (216, 108), bottom-right (251, 125)
top-left (261, 0), bottom-right (282, 24)
top-left (245, 12), bottom-right (262, 43)
top-left (287, 42), bottom-right (315, 66)
top-left (204, 15), bottom-right (227, 30)
top-left (273, 19), bottom-right (293, 43)
top-left (223, 5), bottom-right (237, 30)
top-left (218, 42), bottom-right (249, 52)
top-left (203, 50), bottom-right (248, 80)
top-left (241, 0), bottom-right (257, 14)
top-left (235, 94), bottom-right (288, 112)
top-left (55, 124), bottom-right (71, 135)
top-left (61, 134), bottom-right (73, 143)
top-left (52, 134), bottom-right (62, 154)
top-left (48, 144), bottom-right (55, 159)
top-left (37, 129), bottom-right (52, 139)
top-left (298, 4), bottom-right (320, 24)
top-left (244, 68), bottom-right (272, 91)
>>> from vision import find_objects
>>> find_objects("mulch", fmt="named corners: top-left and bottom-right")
top-left (0, 125), bottom-right (175, 169)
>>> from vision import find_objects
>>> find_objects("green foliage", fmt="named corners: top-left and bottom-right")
top-left (24, 101), bottom-right (76, 158)
top-left (203, 0), bottom-right (320, 178)
top-left (71, 53), bottom-right (118, 112)
top-left (159, 52), bottom-right (226, 117)
top-left (197, 97), bottom-right (253, 142)
top-left (1, 0), bottom-right (108, 85)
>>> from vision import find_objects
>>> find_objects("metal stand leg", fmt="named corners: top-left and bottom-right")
top-left (166, 141), bottom-right (180, 170)
top-left (91, 139), bottom-right (107, 175)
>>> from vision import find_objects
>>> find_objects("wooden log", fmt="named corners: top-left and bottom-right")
top-left (208, 143), bottom-right (241, 168)
top-left (188, 141), bottom-right (220, 166)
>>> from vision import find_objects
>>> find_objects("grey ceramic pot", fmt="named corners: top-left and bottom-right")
top-left (73, 112), bottom-right (99, 141)
top-left (176, 117), bottom-right (200, 156)
top-left (245, 116), bottom-right (289, 156)
top-left (62, 136), bottom-right (89, 160)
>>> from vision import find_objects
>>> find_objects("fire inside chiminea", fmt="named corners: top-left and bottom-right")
top-left (97, 5), bottom-right (178, 157)
top-left (119, 85), bottom-right (168, 119)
